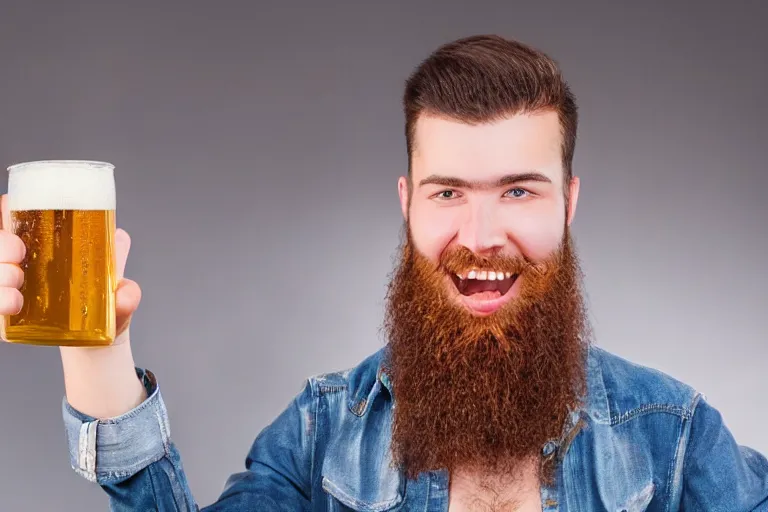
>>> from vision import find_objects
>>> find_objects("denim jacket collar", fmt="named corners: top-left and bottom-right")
top-left (323, 344), bottom-right (611, 510)
top-left (346, 344), bottom-right (611, 434)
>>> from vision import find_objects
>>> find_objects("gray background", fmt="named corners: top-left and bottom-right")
top-left (1, 0), bottom-right (766, 509)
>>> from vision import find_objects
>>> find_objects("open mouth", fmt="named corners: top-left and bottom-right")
top-left (449, 270), bottom-right (519, 300)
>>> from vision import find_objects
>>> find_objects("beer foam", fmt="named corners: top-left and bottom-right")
top-left (7, 161), bottom-right (116, 211)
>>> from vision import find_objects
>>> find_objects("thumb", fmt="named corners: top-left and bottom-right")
top-left (1, 194), bottom-right (10, 231)
top-left (115, 228), bottom-right (131, 281)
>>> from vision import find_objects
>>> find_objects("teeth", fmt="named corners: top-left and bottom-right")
top-left (458, 270), bottom-right (515, 281)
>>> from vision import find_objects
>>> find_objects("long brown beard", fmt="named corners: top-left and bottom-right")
top-left (382, 225), bottom-right (590, 483)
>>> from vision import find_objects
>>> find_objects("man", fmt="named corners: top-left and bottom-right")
top-left (1, 34), bottom-right (767, 511)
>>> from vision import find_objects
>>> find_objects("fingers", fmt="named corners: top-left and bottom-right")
top-left (0, 195), bottom-right (24, 264)
top-left (0, 230), bottom-right (26, 264)
top-left (0, 263), bottom-right (23, 288)
top-left (0, 198), bottom-right (26, 318)
top-left (115, 228), bottom-right (131, 281)
top-left (0, 287), bottom-right (22, 315)
top-left (0, 194), bottom-right (9, 231)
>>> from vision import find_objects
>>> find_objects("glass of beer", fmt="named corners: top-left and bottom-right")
top-left (1, 160), bottom-right (116, 346)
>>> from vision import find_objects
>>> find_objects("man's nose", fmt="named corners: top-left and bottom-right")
top-left (456, 203), bottom-right (507, 256)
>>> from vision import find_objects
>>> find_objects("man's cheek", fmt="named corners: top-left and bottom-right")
top-left (410, 225), bottom-right (457, 261)
top-left (511, 223), bottom-right (564, 261)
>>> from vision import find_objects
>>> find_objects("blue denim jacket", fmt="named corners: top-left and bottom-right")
top-left (62, 345), bottom-right (768, 511)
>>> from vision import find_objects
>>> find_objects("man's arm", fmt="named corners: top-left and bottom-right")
top-left (679, 394), bottom-right (768, 510)
top-left (63, 369), bottom-right (317, 511)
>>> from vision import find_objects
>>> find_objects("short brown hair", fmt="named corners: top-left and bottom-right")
top-left (404, 35), bottom-right (578, 188)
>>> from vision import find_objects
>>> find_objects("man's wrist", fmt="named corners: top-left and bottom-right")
top-left (60, 341), bottom-right (147, 419)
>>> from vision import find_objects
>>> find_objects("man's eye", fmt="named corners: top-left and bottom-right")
top-left (505, 188), bottom-right (529, 198)
top-left (435, 190), bottom-right (458, 200)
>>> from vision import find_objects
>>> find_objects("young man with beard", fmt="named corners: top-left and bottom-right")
top-left (1, 34), bottom-right (766, 511)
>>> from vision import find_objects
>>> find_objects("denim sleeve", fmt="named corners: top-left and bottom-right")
top-left (62, 369), bottom-right (317, 511)
top-left (680, 395), bottom-right (768, 511)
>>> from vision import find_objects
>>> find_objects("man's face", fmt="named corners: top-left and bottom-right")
top-left (386, 111), bottom-right (588, 482)
top-left (398, 111), bottom-right (579, 315)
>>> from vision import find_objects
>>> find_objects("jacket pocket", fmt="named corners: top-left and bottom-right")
top-left (322, 476), bottom-right (403, 512)
top-left (615, 482), bottom-right (655, 512)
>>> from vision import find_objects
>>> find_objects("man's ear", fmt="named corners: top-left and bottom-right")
top-left (566, 176), bottom-right (580, 226)
top-left (398, 176), bottom-right (410, 221)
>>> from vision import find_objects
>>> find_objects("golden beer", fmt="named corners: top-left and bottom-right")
top-left (2, 161), bottom-right (117, 346)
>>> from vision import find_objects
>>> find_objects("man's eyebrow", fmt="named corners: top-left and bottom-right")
top-left (417, 172), bottom-right (553, 189)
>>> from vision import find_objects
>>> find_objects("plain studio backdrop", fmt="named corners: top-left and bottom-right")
top-left (1, 0), bottom-right (766, 509)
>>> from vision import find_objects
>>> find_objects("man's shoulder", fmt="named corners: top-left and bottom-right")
top-left (589, 345), bottom-right (702, 422)
top-left (304, 347), bottom-right (386, 400)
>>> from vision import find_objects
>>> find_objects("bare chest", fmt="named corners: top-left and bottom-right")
top-left (447, 467), bottom-right (542, 512)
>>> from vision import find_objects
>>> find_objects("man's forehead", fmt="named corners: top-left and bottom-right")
top-left (411, 111), bottom-right (564, 185)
